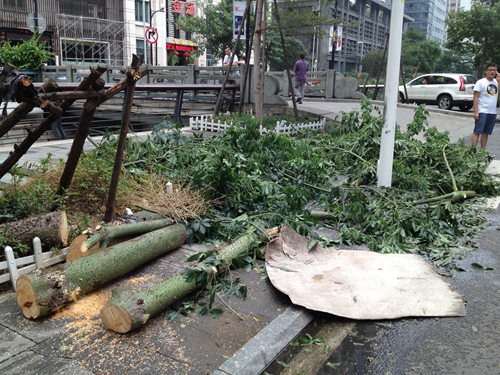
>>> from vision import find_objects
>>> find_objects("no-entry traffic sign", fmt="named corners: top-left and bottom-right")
top-left (145, 27), bottom-right (158, 44)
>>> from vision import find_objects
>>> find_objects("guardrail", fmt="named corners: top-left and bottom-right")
top-left (39, 65), bottom-right (377, 100)
top-left (40, 64), bottom-right (244, 86)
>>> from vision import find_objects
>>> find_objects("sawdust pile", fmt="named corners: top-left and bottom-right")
top-left (52, 276), bottom-right (155, 320)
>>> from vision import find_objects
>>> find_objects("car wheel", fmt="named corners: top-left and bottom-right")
top-left (399, 92), bottom-right (405, 103)
top-left (437, 94), bottom-right (453, 110)
top-left (458, 104), bottom-right (472, 112)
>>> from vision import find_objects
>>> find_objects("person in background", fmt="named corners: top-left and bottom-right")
top-left (293, 53), bottom-right (309, 104)
top-left (223, 47), bottom-right (239, 84)
top-left (472, 62), bottom-right (500, 150)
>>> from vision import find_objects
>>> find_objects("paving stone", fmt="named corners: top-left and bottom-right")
top-left (0, 350), bottom-right (93, 375)
top-left (0, 325), bottom-right (36, 363)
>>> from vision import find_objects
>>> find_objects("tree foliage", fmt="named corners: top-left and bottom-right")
top-left (0, 32), bottom-right (53, 70)
top-left (433, 49), bottom-right (475, 75)
top-left (265, 28), bottom-right (308, 71)
top-left (446, 1), bottom-right (500, 78)
top-left (181, 0), bottom-right (244, 63)
top-left (181, 0), bottom-right (336, 64)
top-left (359, 28), bottom-right (445, 82)
top-left (400, 27), bottom-right (443, 80)
top-left (359, 49), bottom-right (387, 79)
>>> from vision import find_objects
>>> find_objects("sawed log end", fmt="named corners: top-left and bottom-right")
top-left (100, 303), bottom-right (136, 334)
top-left (16, 276), bottom-right (41, 319)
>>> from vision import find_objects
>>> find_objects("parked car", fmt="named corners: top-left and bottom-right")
top-left (399, 73), bottom-right (477, 111)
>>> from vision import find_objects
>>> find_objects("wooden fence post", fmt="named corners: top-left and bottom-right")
top-left (5, 246), bottom-right (19, 291)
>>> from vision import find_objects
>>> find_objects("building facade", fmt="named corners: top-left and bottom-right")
top-left (403, 0), bottom-right (448, 45)
top-left (295, 0), bottom-right (413, 73)
top-left (0, 0), bottom-right (198, 68)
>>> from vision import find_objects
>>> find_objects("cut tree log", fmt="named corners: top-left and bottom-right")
top-left (66, 234), bottom-right (100, 262)
top-left (16, 223), bottom-right (186, 319)
top-left (100, 225), bottom-right (277, 333)
top-left (66, 218), bottom-right (174, 262)
top-left (0, 211), bottom-right (68, 247)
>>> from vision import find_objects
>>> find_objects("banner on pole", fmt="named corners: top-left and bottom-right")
top-left (329, 26), bottom-right (335, 53)
top-left (233, 2), bottom-right (246, 40)
top-left (336, 25), bottom-right (343, 51)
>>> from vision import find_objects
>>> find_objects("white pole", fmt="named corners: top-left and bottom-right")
top-left (377, 0), bottom-right (405, 187)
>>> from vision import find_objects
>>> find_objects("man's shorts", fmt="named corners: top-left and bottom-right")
top-left (474, 113), bottom-right (497, 135)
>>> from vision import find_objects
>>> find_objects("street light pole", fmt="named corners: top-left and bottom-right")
top-left (150, 6), bottom-right (165, 66)
top-left (357, 41), bottom-right (364, 73)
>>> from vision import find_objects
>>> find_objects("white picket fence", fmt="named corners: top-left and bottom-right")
top-left (1, 238), bottom-right (67, 291)
top-left (189, 116), bottom-right (326, 136)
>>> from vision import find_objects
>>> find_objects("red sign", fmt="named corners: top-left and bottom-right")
top-left (186, 2), bottom-right (195, 15)
top-left (145, 27), bottom-right (158, 44)
top-left (172, 0), bottom-right (182, 14)
top-left (167, 43), bottom-right (195, 52)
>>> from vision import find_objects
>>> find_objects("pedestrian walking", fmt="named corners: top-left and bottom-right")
top-left (293, 53), bottom-right (309, 104)
top-left (472, 62), bottom-right (500, 150)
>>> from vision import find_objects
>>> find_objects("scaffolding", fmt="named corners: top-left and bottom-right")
top-left (57, 15), bottom-right (126, 66)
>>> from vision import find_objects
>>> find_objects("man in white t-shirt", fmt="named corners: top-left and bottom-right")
top-left (223, 47), bottom-right (239, 82)
top-left (472, 63), bottom-right (500, 149)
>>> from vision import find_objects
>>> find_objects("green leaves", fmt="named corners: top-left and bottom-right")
top-left (0, 32), bottom-right (53, 69)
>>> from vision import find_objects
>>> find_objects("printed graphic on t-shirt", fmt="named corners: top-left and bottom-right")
top-left (487, 83), bottom-right (498, 96)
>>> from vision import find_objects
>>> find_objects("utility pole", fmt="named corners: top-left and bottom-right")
top-left (377, 0), bottom-right (405, 187)
top-left (143, 0), bottom-right (147, 64)
top-left (34, 0), bottom-right (39, 31)
top-left (150, 3), bottom-right (165, 66)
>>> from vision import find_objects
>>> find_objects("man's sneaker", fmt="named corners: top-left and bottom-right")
top-left (297, 97), bottom-right (302, 104)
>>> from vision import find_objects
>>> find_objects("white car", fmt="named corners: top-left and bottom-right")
top-left (399, 73), bottom-right (476, 111)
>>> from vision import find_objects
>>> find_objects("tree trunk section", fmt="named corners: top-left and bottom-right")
top-left (0, 211), bottom-right (68, 247)
top-left (66, 218), bottom-right (174, 262)
top-left (16, 224), bottom-right (186, 319)
top-left (105, 54), bottom-right (141, 222)
top-left (100, 228), bottom-right (261, 333)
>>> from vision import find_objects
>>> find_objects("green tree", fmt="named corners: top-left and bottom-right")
top-left (182, 0), bottom-right (336, 64)
top-left (265, 28), bottom-right (308, 71)
top-left (360, 49), bottom-right (388, 79)
top-left (446, 1), bottom-right (500, 78)
top-left (434, 49), bottom-right (475, 74)
top-left (181, 0), bottom-right (245, 63)
top-left (0, 32), bottom-right (53, 70)
top-left (400, 27), bottom-right (442, 79)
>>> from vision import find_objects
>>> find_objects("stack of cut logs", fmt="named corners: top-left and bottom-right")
top-left (3, 210), bottom-right (271, 333)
